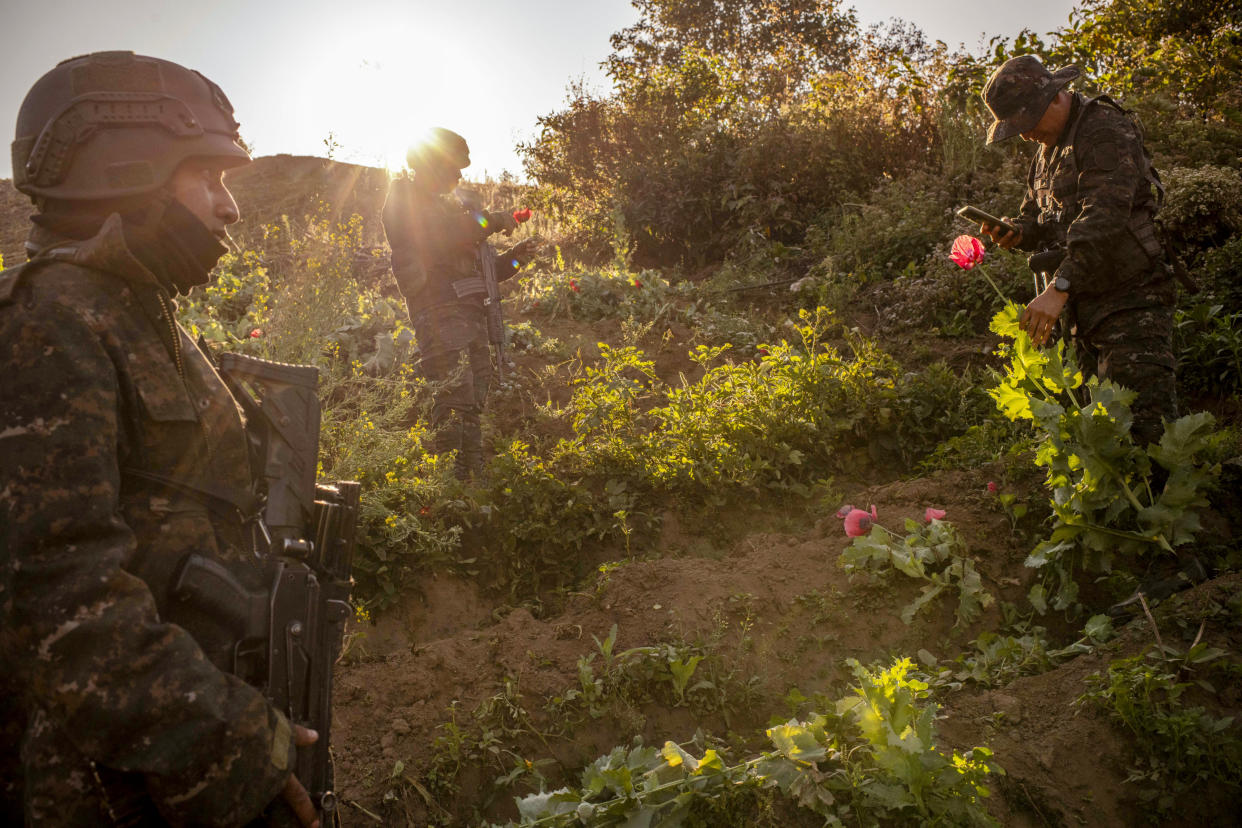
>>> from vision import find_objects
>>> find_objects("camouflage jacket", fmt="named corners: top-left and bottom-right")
top-left (381, 178), bottom-right (520, 314)
top-left (0, 215), bottom-right (295, 826)
top-left (1013, 92), bottom-right (1174, 334)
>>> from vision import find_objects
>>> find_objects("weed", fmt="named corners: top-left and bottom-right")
top-left (1081, 642), bottom-right (1242, 818)
top-left (504, 657), bottom-right (1000, 826)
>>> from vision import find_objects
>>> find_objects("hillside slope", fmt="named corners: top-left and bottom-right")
top-left (3, 155), bottom-right (1239, 828)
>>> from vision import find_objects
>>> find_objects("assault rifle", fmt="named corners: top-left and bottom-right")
top-left (1027, 244), bottom-right (1199, 296)
top-left (478, 243), bottom-right (506, 381)
top-left (173, 353), bottom-right (359, 825)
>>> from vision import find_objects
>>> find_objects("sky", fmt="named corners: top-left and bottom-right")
top-left (0, 0), bottom-right (1079, 181)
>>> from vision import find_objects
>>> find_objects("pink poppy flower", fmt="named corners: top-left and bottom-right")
top-left (513, 208), bottom-right (533, 223)
top-left (835, 504), bottom-right (854, 519)
top-left (950, 235), bottom-right (986, 270)
top-left (843, 508), bottom-right (873, 537)
top-left (249, 328), bottom-right (263, 338)
top-left (924, 507), bottom-right (946, 522)
top-left (987, 481), bottom-right (999, 493)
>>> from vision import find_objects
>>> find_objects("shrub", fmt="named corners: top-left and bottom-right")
top-left (1160, 165), bottom-right (1242, 251)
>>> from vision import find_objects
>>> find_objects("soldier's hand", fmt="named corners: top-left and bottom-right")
top-left (1020, 285), bottom-right (1069, 347)
top-left (283, 726), bottom-right (320, 828)
top-left (510, 238), bottom-right (539, 266)
top-left (981, 221), bottom-right (1022, 250)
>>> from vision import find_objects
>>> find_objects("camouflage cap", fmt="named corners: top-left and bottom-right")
top-left (982, 55), bottom-right (1081, 144)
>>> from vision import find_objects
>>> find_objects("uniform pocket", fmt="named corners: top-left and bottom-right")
top-left (124, 356), bottom-right (203, 474)
top-left (133, 361), bottom-right (199, 423)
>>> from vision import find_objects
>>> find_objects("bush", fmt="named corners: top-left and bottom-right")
top-left (1160, 165), bottom-right (1242, 251)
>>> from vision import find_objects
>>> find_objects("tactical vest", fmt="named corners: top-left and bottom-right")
top-left (1030, 93), bottom-right (1165, 262)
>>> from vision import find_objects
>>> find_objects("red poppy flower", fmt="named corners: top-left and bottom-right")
top-left (633, 279), bottom-right (642, 288)
top-left (419, 506), bottom-right (430, 516)
top-left (924, 507), bottom-right (946, 522)
top-left (835, 504), bottom-right (854, 519)
top-left (569, 279), bottom-right (579, 293)
top-left (950, 235), bottom-right (986, 270)
top-left (513, 208), bottom-right (532, 223)
top-left (843, 508), bottom-right (874, 537)
top-left (249, 328), bottom-right (263, 338)
top-left (987, 481), bottom-right (999, 493)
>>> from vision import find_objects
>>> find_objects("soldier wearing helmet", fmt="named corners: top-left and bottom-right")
top-left (0, 52), bottom-right (319, 826)
top-left (382, 127), bottom-right (535, 479)
top-left (978, 54), bottom-right (1176, 446)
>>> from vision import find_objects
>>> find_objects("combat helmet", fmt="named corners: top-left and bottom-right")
top-left (982, 55), bottom-right (1081, 144)
top-left (11, 51), bottom-right (250, 204)
top-left (406, 127), bottom-right (470, 173)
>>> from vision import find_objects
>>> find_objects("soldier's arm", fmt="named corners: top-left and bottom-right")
top-left (0, 296), bottom-right (296, 826)
top-left (495, 238), bottom-right (538, 281)
top-left (1059, 110), bottom-right (1146, 291)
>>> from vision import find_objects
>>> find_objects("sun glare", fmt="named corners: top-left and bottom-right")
top-left (292, 23), bottom-right (500, 175)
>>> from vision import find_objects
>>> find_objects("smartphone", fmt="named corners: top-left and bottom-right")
top-left (956, 206), bottom-right (1017, 235)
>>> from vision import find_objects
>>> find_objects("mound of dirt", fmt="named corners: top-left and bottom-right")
top-left (329, 464), bottom-right (1116, 824)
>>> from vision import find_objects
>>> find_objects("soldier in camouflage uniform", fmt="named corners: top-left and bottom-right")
top-left (979, 55), bottom-right (1177, 446)
top-left (381, 128), bottom-right (534, 479)
top-left (0, 52), bottom-right (319, 827)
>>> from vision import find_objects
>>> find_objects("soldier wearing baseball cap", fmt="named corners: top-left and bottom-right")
top-left (1, 52), bottom-right (320, 826)
top-left (976, 54), bottom-right (1177, 447)
top-left (982, 54), bottom-right (1081, 145)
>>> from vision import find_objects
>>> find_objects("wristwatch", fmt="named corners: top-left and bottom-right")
top-left (1053, 275), bottom-right (1071, 293)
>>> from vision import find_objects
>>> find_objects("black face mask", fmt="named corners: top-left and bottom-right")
top-left (125, 197), bottom-right (229, 296)
top-left (32, 193), bottom-right (228, 296)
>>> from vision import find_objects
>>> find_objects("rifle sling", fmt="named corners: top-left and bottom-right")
top-left (122, 467), bottom-right (260, 525)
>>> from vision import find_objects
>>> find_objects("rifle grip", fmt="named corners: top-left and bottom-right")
top-left (171, 554), bottom-right (268, 641)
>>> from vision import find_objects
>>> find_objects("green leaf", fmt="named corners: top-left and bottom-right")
top-left (1028, 583), bottom-right (1048, 614)
top-left (767, 721), bottom-right (828, 763)
top-left (1084, 614), bottom-right (1114, 642)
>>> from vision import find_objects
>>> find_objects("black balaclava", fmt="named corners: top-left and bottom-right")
top-left (31, 192), bottom-right (228, 296)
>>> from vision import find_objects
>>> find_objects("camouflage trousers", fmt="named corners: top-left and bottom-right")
top-left (413, 304), bottom-right (493, 479)
top-left (1076, 302), bottom-right (1178, 447)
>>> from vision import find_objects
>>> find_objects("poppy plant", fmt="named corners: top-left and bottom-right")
top-left (843, 508), bottom-right (874, 537)
top-left (513, 208), bottom-right (533, 223)
top-left (948, 235), bottom-right (1009, 304)
top-left (950, 235), bottom-right (986, 270)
